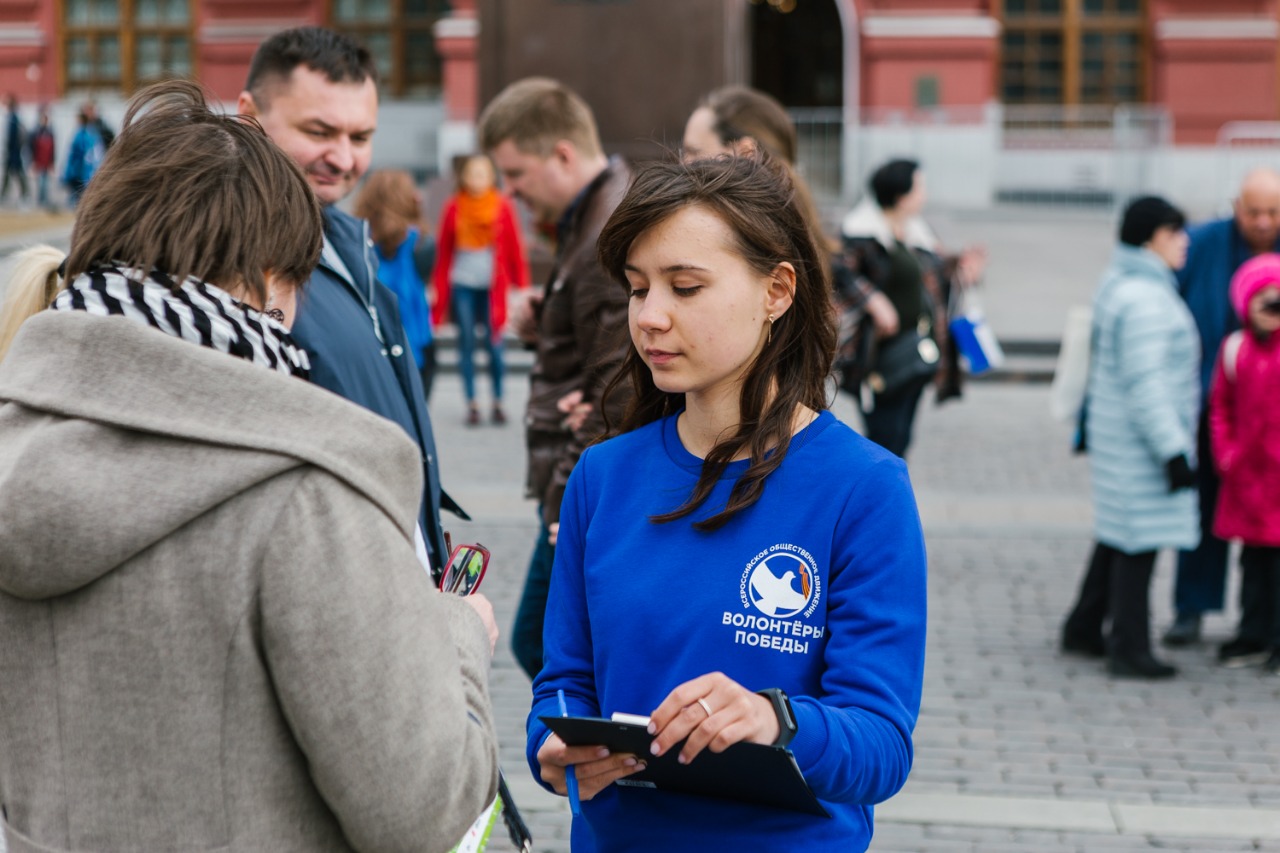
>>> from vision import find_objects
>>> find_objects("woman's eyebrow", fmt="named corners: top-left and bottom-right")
top-left (623, 262), bottom-right (712, 274)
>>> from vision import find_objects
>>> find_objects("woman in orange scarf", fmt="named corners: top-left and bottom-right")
top-left (433, 154), bottom-right (530, 425)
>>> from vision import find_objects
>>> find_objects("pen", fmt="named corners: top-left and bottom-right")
top-left (557, 689), bottom-right (581, 815)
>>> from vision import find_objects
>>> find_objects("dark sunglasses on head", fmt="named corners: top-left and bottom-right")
top-left (1261, 297), bottom-right (1280, 315)
top-left (439, 543), bottom-right (490, 597)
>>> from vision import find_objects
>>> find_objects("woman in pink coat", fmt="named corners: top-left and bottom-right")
top-left (1210, 252), bottom-right (1280, 673)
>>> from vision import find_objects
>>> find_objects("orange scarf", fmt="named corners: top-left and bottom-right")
top-left (454, 188), bottom-right (502, 251)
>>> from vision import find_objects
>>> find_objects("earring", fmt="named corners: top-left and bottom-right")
top-left (767, 314), bottom-right (775, 344)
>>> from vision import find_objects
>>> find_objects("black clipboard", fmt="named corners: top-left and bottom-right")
top-left (539, 715), bottom-right (829, 817)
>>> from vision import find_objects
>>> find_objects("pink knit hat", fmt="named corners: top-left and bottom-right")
top-left (1230, 252), bottom-right (1280, 320)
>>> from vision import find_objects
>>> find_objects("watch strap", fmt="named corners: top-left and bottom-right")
top-left (756, 687), bottom-right (797, 748)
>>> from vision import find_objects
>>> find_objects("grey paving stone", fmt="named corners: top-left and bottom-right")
top-left (434, 368), bottom-right (1280, 851)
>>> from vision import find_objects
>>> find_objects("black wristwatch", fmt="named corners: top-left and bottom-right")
top-left (756, 688), bottom-right (797, 748)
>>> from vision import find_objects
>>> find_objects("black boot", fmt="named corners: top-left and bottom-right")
top-left (1062, 541), bottom-right (1111, 658)
top-left (1062, 631), bottom-right (1107, 657)
top-left (1161, 612), bottom-right (1202, 647)
top-left (1106, 548), bottom-right (1176, 679)
top-left (1108, 652), bottom-right (1177, 678)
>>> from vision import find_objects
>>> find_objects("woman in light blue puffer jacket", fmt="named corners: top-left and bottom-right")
top-left (1062, 196), bottom-right (1201, 679)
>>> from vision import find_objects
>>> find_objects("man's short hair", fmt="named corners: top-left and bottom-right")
top-left (477, 77), bottom-right (602, 158)
top-left (245, 26), bottom-right (378, 106)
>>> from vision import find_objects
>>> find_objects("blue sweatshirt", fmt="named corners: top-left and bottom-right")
top-left (527, 410), bottom-right (927, 852)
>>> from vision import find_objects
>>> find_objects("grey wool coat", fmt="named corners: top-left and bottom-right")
top-left (1086, 244), bottom-right (1202, 554)
top-left (0, 311), bottom-right (499, 852)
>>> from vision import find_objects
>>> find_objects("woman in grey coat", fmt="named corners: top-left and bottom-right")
top-left (0, 81), bottom-right (500, 852)
top-left (1062, 196), bottom-right (1201, 679)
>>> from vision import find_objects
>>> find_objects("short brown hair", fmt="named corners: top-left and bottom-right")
top-left (245, 26), bottom-right (378, 108)
top-left (353, 170), bottom-right (423, 255)
top-left (66, 80), bottom-right (322, 305)
top-left (478, 77), bottom-right (602, 158)
top-left (597, 154), bottom-right (835, 530)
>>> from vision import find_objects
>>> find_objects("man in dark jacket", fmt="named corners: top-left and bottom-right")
top-left (238, 27), bottom-right (465, 575)
top-left (2, 94), bottom-right (27, 205)
top-left (1163, 168), bottom-right (1280, 650)
top-left (479, 78), bottom-right (632, 678)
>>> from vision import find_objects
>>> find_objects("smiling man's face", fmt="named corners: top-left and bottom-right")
top-left (241, 66), bottom-right (378, 206)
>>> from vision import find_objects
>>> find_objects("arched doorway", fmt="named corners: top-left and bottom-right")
top-left (749, 0), bottom-right (846, 210)
top-left (750, 0), bottom-right (843, 107)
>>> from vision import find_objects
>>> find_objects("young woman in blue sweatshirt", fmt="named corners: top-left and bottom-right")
top-left (527, 154), bottom-right (928, 852)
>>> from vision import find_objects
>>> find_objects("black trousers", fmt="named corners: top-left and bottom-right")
top-left (1064, 542), bottom-right (1158, 657)
top-left (861, 373), bottom-right (932, 458)
top-left (1173, 408), bottom-right (1230, 616)
top-left (1236, 546), bottom-right (1280, 647)
top-left (1, 165), bottom-right (27, 201)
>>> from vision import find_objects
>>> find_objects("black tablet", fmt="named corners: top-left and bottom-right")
top-left (539, 715), bottom-right (829, 817)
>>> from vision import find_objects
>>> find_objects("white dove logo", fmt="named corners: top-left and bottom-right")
top-left (748, 557), bottom-right (812, 618)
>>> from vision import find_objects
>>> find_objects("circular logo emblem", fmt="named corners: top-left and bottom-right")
top-left (747, 553), bottom-right (814, 618)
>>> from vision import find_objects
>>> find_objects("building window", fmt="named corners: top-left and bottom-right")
top-left (1000, 0), bottom-right (1144, 105)
top-left (330, 0), bottom-right (451, 98)
top-left (63, 0), bottom-right (191, 93)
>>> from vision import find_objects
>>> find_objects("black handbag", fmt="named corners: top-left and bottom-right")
top-left (833, 299), bottom-right (877, 396)
top-left (866, 329), bottom-right (940, 396)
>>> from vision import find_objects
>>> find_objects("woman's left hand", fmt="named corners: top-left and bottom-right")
top-left (647, 672), bottom-right (780, 766)
top-left (956, 246), bottom-right (987, 287)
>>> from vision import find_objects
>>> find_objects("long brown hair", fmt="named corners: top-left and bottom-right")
top-left (67, 79), bottom-right (321, 304)
top-left (354, 170), bottom-right (424, 255)
top-left (701, 86), bottom-right (797, 164)
top-left (597, 154), bottom-right (837, 531)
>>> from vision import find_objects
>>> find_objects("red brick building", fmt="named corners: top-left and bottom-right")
top-left (0, 1), bottom-right (1275, 147)
top-left (0, 0), bottom-right (467, 105)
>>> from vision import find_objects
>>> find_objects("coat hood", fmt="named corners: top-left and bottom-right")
top-left (1229, 252), bottom-right (1280, 321)
top-left (0, 311), bottom-right (422, 601)
top-left (840, 197), bottom-right (939, 253)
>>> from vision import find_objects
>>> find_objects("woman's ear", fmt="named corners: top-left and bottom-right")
top-left (732, 136), bottom-right (759, 158)
top-left (765, 262), bottom-right (796, 319)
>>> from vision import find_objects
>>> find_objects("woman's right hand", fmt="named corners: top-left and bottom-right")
top-left (956, 245), bottom-right (988, 286)
top-left (536, 733), bottom-right (647, 800)
top-left (865, 291), bottom-right (900, 338)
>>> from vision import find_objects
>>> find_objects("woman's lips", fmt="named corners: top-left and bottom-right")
top-left (645, 348), bottom-right (678, 366)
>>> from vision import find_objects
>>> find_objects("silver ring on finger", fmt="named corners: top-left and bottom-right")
top-left (696, 697), bottom-right (713, 718)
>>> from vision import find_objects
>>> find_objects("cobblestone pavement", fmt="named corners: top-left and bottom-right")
top-left (431, 374), bottom-right (1280, 853)
top-left (6, 209), bottom-right (1280, 852)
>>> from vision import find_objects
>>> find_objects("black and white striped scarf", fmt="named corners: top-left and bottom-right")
top-left (52, 265), bottom-right (310, 380)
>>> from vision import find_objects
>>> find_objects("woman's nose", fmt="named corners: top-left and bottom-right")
top-left (635, 292), bottom-right (671, 332)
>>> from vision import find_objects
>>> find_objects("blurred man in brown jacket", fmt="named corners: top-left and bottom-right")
top-left (479, 77), bottom-right (632, 679)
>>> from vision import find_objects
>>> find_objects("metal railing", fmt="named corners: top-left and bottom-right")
top-left (1002, 104), bottom-right (1170, 149)
top-left (790, 102), bottom-right (1173, 210)
top-left (789, 107), bottom-right (845, 208)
